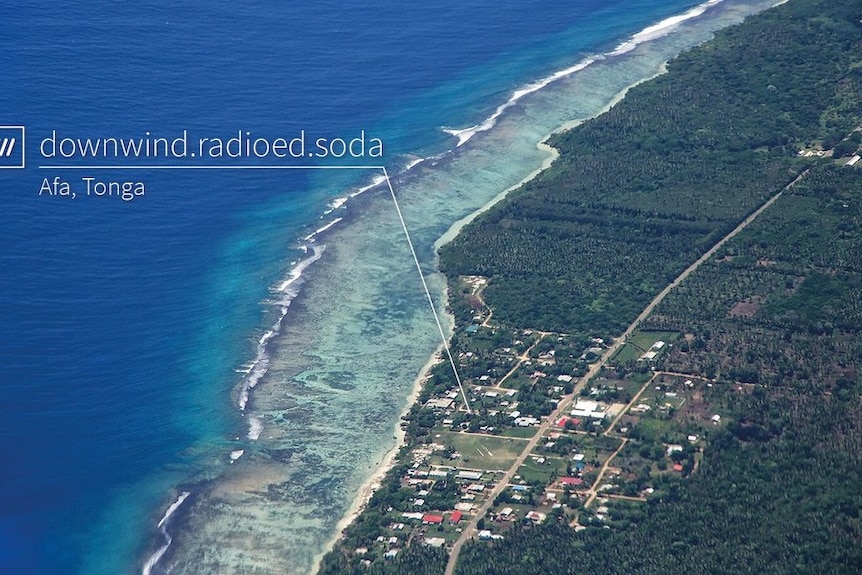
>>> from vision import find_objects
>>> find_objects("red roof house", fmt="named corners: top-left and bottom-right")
top-left (557, 417), bottom-right (583, 428)
top-left (560, 477), bottom-right (584, 486)
top-left (449, 510), bottom-right (463, 524)
top-left (422, 514), bottom-right (444, 525)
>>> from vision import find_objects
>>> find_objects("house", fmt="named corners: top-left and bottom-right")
top-left (384, 549), bottom-right (400, 559)
top-left (426, 398), bottom-right (454, 409)
top-left (449, 510), bottom-right (463, 524)
top-left (574, 399), bottom-right (598, 411)
top-left (571, 398), bottom-right (607, 419)
top-left (422, 514), bottom-right (444, 525)
top-left (673, 463), bottom-right (684, 472)
top-left (478, 530), bottom-right (493, 540)
top-left (526, 511), bottom-right (546, 524)
top-left (560, 476), bottom-right (584, 487)
top-left (457, 470), bottom-right (483, 481)
top-left (425, 537), bottom-right (446, 548)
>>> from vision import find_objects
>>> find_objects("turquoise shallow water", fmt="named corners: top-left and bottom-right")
top-left (145, 1), bottom-right (782, 573)
top-left (0, 1), bottom-right (781, 574)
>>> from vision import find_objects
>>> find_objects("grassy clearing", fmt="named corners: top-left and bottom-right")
top-left (518, 455), bottom-right (569, 484)
top-left (501, 426), bottom-right (538, 439)
top-left (433, 431), bottom-right (526, 471)
top-left (613, 330), bottom-right (680, 363)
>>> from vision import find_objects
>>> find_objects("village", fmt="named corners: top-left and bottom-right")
top-left (348, 277), bottom-right (738, 565)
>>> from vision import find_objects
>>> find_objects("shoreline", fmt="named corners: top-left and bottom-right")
top-left (143, 2), bottom-right (776, 572)
top-left (311, 346), bottom-right (446, 574)
top-left (434, 63), bottom-right (670, 252)
top-left (317, 63), bottom-right (677, 574)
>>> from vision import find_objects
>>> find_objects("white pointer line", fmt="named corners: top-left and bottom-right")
top-left (37, 162), bottom-right (473, 412)
top-left (382, 167), bottom-right (472, 414)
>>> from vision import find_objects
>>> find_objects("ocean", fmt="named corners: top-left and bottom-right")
top-left (0, 0), bottom-right (779, 573)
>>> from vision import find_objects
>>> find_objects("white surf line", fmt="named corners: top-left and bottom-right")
top-left (38, 160), bottom-right (473, 413)
top-left (39, 161), bottom-right (473, 413)
top-left (382, 167), bottom-right (473, 414)
top-left (57, 161), bottom-right (471, 575)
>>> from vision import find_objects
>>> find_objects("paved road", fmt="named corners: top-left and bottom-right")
top-left (443, 171), bottom-right (807, 575)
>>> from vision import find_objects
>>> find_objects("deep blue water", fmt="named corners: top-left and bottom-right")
top-left (0, 1), bottom-right (709, 573)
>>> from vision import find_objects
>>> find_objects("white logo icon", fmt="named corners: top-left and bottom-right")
top-left (0, 137), bottom-right (16, 157)
top-left (0, 126), bottom-right (25, 168)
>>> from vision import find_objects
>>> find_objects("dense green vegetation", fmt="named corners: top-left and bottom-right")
top-left (458, 393), bottom-right (862, 575)
top-left (644, 165), bottom-right (862, 388)
top-left (440, 0), bottom-right (862, 336)
top-left (321, 1), bottom-right (862, 573)
top-left (320, 545), bottom-right (448, 575)
top-left (453, 0), bottom-right (862, 573)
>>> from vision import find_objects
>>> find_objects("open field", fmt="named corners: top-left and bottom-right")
top-left (613, 330), bottom-right (680, 364)
top-left (430, 432), bottom-right (528, 471)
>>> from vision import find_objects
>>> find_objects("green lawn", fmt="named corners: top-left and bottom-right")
top-left (518, 455), bottom-right (569, 484)
top-left (501, 426), bottom-right (539, 439)
top-left (613, 330), bottom-right (680, 363)
top-left (499, 369), bottom-right (532, 390)
top-left (633, 417), bottom-right (673, 442)
top-left (433, 431), bottom-right (527, 471)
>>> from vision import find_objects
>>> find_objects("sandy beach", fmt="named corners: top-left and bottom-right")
top-left (142, 2), bottom-right (784, 572)
top-left (317, 64), bottom-right (680, 575)
top-left (311, 346), bottom-right (446, 573)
